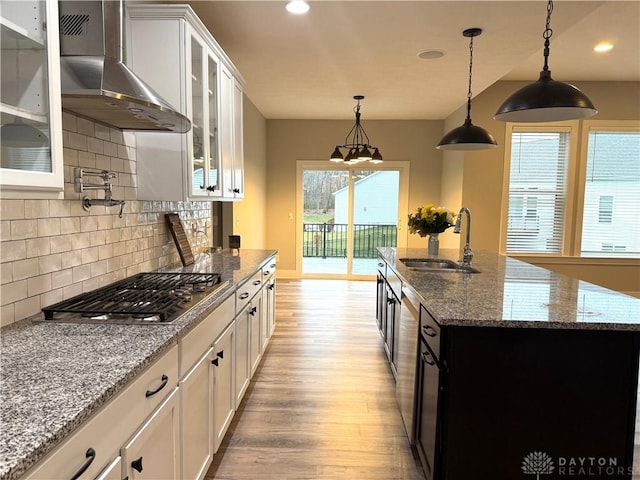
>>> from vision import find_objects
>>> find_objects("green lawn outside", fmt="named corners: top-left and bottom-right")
top-left (303, 224), bottom-right (397, 258)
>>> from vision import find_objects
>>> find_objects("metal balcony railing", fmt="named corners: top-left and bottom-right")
top-left (302, 223), bottom-right (397, 258)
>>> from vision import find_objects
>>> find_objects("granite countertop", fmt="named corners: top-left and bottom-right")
top-left (0, 249), bottom-right (277, 480)
top-left (379, 247), bottom-right (640, 331)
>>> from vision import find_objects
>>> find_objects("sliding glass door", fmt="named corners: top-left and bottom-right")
top-left (298, 161), bottom-right (408, 279)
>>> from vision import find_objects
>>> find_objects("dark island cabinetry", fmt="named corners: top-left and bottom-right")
top-left (416, 312), bottom-right (640, 480)
top-left (376, 247), bottom-right (640, 480)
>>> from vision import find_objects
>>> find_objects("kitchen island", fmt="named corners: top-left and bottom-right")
top-left (377, 247), bottom-right (640, 480)
top-left (0, 249), bottom-right (276, 480)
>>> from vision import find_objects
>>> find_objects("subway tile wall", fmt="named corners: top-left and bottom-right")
top-left (0, 113), bottom-right (211, 327)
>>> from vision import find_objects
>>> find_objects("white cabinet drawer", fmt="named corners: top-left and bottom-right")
top-left (236, 270), bottom-right (263, 312)
top-left (24, 344), bottom-right (178, 480)
top-left (121, 387), bottom-right (180, 479)
top-left (262, 257), bottom-right (277, 279)
top-left (179, 294), bottom-right (235, 377)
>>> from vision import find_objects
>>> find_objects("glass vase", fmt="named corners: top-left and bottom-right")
top-left (428, 233), bottom-right (440, 257)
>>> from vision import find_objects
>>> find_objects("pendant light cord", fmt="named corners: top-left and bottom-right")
top-left (465, 32), bottom-right (475, 121)
top-left (542, 0), bottom-right (554, 73)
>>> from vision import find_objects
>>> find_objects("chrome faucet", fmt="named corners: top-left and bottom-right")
top-left (75, 168), bottom-right (126, 218)
top-left (454, 207), bottom-right (473, 266)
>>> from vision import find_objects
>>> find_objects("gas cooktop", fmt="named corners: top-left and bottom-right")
top-left (41, 272), bottom-right (227, 324)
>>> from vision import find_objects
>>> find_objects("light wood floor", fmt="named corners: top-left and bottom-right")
top-left (205, 279), bottom-right (425, 480)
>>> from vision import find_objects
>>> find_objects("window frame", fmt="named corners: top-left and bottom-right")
top-left (499, 121), bottom-right (581, 257)
top-left (572, 120), bottom-right (640, 257)
top-left (501, 120), bottom-right (640, 260)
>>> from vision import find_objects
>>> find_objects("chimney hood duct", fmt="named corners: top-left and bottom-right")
top-left (58, 0), bottom-right (190, 133)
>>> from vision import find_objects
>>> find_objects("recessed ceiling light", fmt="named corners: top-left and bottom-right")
top-left (594, 42), bottom-right (613, 53)
top-left (417, 49), bottom-right (446, 60)
top-left (286, 1), bottom-right (309, 15)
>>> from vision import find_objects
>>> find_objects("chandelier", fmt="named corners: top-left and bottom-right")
top-left (329, 95), bottom-right (383, 164)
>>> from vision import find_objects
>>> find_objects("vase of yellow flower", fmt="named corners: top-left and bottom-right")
top-left (407, 204), bottom-right (457, 257)
top-left (427, 233), bottom-right (440, 257)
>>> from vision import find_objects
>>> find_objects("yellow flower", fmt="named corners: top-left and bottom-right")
top-left (408, 203), bottom-right (457, 236)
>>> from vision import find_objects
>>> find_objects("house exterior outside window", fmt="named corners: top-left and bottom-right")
top-left (501, 121), bottom-right (639, 259)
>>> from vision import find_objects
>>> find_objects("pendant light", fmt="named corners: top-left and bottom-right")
top-left (329, 95), bottom-right (383, 164)
top-left (494, 0), bottom-right (597, 122)
top-left (437, 28), bottom-right (497, 151)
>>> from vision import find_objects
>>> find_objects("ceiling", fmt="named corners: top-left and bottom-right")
top-left (171, 1), bottom-right (639, 120)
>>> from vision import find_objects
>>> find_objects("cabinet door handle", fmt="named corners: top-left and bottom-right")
top-left (131, 456), bottom-right (143, 473)
top-left (253, 279), bottom-right (262, 286)
top-left (145, 374), bottom-right (169, 398)
top-left (422, 351), bottom-right (436, 366)
top-left (378, 262), bottom-right (385, 267)
top-left (233, 188), bottom-right (241, 194)
top-left (263, 270), bottom-right (270, 275)
top-left (387, 297), bottom-right (395, 305)
top-left (268, 284), bottom-right (275, 291)
top-left (217, 350), bottom-right (224, 359)
top-left (69, 448), bottom-right (96, 480)
top-left (212, 358), bottom-right (219, 367)
top-left (270, 263), bottom-right (276, 268)
top-left (422, 325), bottom-right (437, 337)
top-left (249, 306), bottom-right (257, 316)
top-left (239, 292), bottom-right (249, 300)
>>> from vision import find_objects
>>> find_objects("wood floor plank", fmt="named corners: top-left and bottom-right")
top-left (205, 279), bottom-right (424, 480)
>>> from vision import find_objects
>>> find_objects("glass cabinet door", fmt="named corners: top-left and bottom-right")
top-left (207, 53), bottom-right (220, 196)
top-left (189, 33), bottom-right (220, 198)
top-left (190, 36), bottom-right (206, 195)
top-left (1, 0), bottom-right (63, 196)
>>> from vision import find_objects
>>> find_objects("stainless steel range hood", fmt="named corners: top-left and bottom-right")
top-left (58, 0), bottom-right (190, 133)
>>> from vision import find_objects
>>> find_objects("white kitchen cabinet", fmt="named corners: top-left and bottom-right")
top-left (0, 0), bottom-right (64, 199)
top-left (179, 348), bottom-right (213, 480)
top-left (249, 294), bottom-right (262, 376)
top-left (212, 321), bottom-right (235, 452)
top-left (263, 258), bottom-right (277, 340)
top-left (126, 4), bottom-right (245, 202)
top-left (220, 65), bottom-right (244, 200)
top-left (94, 457), bottom-right (122, 480)
top-left (121, 387), bottom-right (180, 480)
top-left (234, 301), bottom-right (251, 407)
top-left (23, 345), bottom-right (178, 480)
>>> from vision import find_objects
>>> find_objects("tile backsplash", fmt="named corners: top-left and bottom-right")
top-left (0, 114), bottom-right (211, 327)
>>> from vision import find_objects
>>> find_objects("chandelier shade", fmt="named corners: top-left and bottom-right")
top-left (494, 0), bottom-right (597, 123)
top-left (436, 28), bottom-right (497, 151)
top-left (329, 95), bottom-right (383, 164)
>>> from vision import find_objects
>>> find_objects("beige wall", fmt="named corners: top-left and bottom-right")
top-left (266, 119), bottom-right (443, 273)
top-left (442, 80), bottom-right (640, 295)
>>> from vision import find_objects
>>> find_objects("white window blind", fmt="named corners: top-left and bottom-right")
top-left (580, 131), bottom-right (640, 257)
top-left (506, 131), bottom-right (569, 254)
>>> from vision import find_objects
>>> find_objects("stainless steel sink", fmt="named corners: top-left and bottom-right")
top-left (399, 258), bottom-right (480, 273)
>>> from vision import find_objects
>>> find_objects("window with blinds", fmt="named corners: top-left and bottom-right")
top-left (506, 131), bottom-right (570, 253)
top-left (580, 131), bottom-right (640, 257)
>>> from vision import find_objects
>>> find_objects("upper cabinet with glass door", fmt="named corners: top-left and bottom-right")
top-left (126, 4), bottom-right (244, 202)
top-left (190, 35), bottom-right (221, 197)
top-left (0, 0), bottom-right (64, 198)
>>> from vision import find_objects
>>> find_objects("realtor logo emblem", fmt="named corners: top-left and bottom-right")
top-left (522, 451), bottom-right (555, 479)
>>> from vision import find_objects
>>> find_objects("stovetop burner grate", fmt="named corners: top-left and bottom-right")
top-left (42, 272), bottom-right (221, 323)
